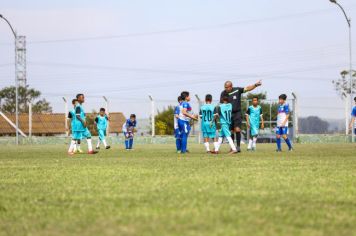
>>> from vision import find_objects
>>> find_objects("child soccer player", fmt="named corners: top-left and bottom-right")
top-left (276, 94), bottom-right (293, 152)
top-left (349, 97), bottom-right (356, 135)
top-left (200, 94), bottom-right (218, 153)
top-left (123, 114), bottom-right (137, 150)
top-left (178, 91), bottom-right (198, 154)
top-left (67, 99), bottom-right (82, 155)
top-left (174, 96), bottom-right (183, 153)
top-left (95, 108), bottom-right (110, 150)
top-left (74, 94), bottom-right (97, 154)
top-left (214, 96), bottom-right (237, 154)
top-left (245, 96), bottom-right (264, 151)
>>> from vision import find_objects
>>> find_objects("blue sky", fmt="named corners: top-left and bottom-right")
top-left (1, 0), bottom-right (356, 119)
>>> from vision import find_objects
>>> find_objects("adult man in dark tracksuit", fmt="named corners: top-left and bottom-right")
top-left (220, 80), bottom-right (262, 152)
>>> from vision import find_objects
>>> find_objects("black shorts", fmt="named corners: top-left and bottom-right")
top-left (231, 112), bottom-right (242, 129)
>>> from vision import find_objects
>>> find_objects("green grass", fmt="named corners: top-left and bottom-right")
top-left (0, 143), bottom-right (355, 236)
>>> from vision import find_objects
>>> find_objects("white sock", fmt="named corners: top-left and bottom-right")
top-left (68, 140), bottom-right (76, 152)
top-left (87, 139), bottom-right (93, 152)
top-left (96, 140), bottom-right (100, 148)
top-left (103, 140), bottom-right (108, 147)
top-left (226, 136), bottom-right (237, 151)
top-left (253, 137), bottom-right (257, 148)
top-left (213, 142), bottom-right (219, 151)
top-left (215, 138), bottom-right (223, 152)
top-left (77, 144), bottom-right (81, 151)
top-left (204, 142), bottom-right (210, 152)
top-left (248, 139), bottom-right (253, 149)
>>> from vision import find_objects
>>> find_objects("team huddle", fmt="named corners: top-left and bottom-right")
top-left (174, 80), bottom-right (293, 154)
top-left (67, 94), bottom-right (137, 155)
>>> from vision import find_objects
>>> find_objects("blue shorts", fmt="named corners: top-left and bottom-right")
top-left (72, 131), bottom-right (82, 140)
top-left (219, 124), bottom-right (231, 138)
top-left (98, 129), bottom-right (106, 140)
top-left (203, 131), bottom-right (216, 139)
top-left (354, 128), bottom-right (356, 135)
top-left (82, 128), bottom-right (92, 139)
top-left (174, 128), bottom-right (181, 139)
top-left (124, 132), bottom-right (134, 139)
top-left (276, 127), bottom-right (288, 135)
top-left (178, 119), bottom-right (191, 136)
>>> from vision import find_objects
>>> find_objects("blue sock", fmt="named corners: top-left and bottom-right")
top-left (176, 138), bottom-right (181, 151)
top-left (129, 139), bottom-right (133, 149)
top-left (276, 138), bottom-right (281, 150)
top-left (125, 140), bottom-right (129, 149)
top-left (285, 138), bottom-right (292, 149)
top-left (181, 133), bottom-right (188, 153)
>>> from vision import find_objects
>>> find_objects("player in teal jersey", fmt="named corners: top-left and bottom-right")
top-left (199, 94), bottom-right (218, 153)
top-left (67, 99), bottom-right (82, 155)
top-left (73, 94), bottom-right (97, 154)
top-left (95, 108), bottom-right (110, 150)
top-left (213, 96), bottom-right (237, 154)
top-left (245, 96), bottom-right (264, 151)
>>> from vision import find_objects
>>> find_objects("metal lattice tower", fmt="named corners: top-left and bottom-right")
top-left (15, 35), bottom-right (26, 87)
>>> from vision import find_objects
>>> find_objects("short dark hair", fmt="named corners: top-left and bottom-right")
top-left (130, 114), bottom-right (136, 119)
top-left (76, 93), bottom-right (84, 99)
top-left (71, 99), bottom-right (77, 105)
top-left (252, 96), bottom-right (259, 101)
top-left (222, 95), bottom-right (229, 102)
top-left (354, 96), bottom-right (356, 102)
top-left (279, 94), bottom-right (287, 100)
top-left (100, 108), bottom-right (105, 112)
top-left (177, 96), bottom-right (182, 102)
top-left (205, 94), bottom-right (212, 102)
top-left (181, 91), bottom-right (189, 101)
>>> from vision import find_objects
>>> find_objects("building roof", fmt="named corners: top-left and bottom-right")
top-left (0, 112), bottom-right (126, 135)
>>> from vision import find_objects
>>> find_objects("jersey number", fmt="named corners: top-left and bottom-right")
top-left (203, 110), bottom-right (213, 122)
top-left (224, 110), bottom-right (232, 123)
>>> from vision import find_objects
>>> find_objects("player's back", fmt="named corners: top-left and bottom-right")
top-left (219, 103), bottom-right (232, 125)
top-left (72, 104), bottom-right (86, 131)
top-left (200, 104), bottom-right (215, 125)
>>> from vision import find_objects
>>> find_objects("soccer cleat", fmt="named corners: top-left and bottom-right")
top-left (236, 147), bottom-right (241, 153)
top-left (228, 150), bottom-right (238, 155)
top-left (177, 150), bottom-right (182, 154)
top-left (247, 148), bottom-right (252, 152)
top-left (288, 147), bottom-right (294, 152)
top-left (276, 149), bottom-right (282, 152)
top-left (96, 147), bottom-right (100, 150)
top-left (88, 150), bottom-right (98, 154)
top-left (68, 151), bottom-right (75, 156)
top-left (105, 146), bottom-right (111, 149)
top-left (76, 149), bottom-right (83, 154)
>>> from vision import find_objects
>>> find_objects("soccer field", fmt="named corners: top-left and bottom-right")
top-left (0, 143), bottom-right (355, 236)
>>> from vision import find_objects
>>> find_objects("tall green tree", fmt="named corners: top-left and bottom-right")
top-left (0, 86), bottom-right (52, 114)
top-left (154, 106), bottom-right (175, 135)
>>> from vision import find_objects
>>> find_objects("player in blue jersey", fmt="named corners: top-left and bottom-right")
top-left (123, 114), bottom-right (137, 150)
top-left (74, 94), bottom-right (97, 154)
top-left (214, 96), bottom-right (237, 154)
top-left (245, 96), bottom-right (264, 151)
top-left (174, 96), bottom-right (183, 153)
top-left (67, 99), bottom-right (82, 155)
top-left (200, 94), bottom-right (218, 153)
top-left (349, 97), bottom-right (356, 135)
top-left (276, 94), bottom-right (293, 152)
top-left (178, 91), bottom-right (198, 154)
top-left (95, 108), bottom-right (110, 150)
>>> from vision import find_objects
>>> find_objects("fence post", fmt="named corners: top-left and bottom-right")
top-left (269, 102), bottom-right (272, 143)
top-left (292, 93), bottom-right (298, 141)
top-left (103, 96), bottom-right (109, 134)
top-left (62, 97), bottom-right (68, 136)
top-left (195, 94), bottom-right (202, 144)
top-left (148, 95), bottom-right (155, 137)
top-left (29, 101), bottom-right (32, 138)
top-left (246, 99), bottom-right (250, 143)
